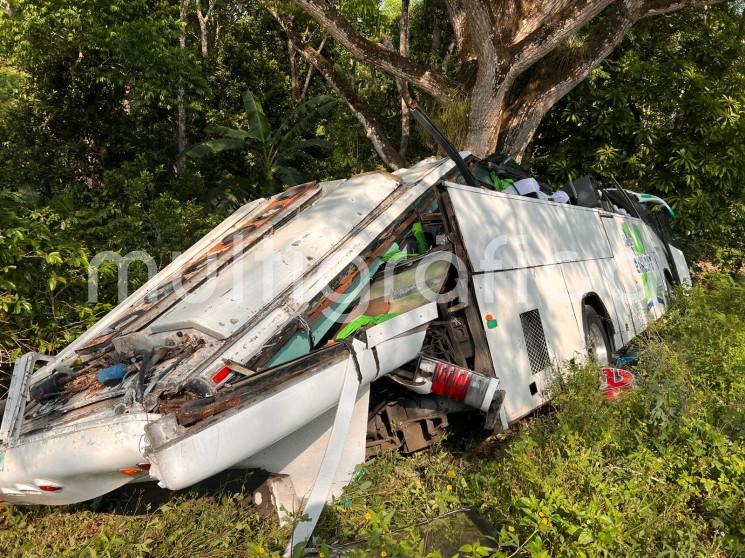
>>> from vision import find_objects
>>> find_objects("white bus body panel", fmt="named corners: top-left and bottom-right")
top-left (236, 384), bottom-right (370, 509)
top-left (148, 172), bottom-right (402, 340)
top-left (471, 266), bottom-right (584, 421)
top-left (0, 413), bottom-right (156, 505)
top-left (447, 182), bottom-right (676, 423)
top-left (444, 183), bottom-right (613, 272)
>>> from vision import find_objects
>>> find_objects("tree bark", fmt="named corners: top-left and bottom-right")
top-left (444, 0), bottom-right (476, 62)
top-left (286, 0), bottom-right (722, 160)
top-left (195, 0), bottom-right (215, 59)
top-left (462, 53), bottom-right (508, 157)
top-left (399, 0), bottom-right (411, 159)
top-left (176, 0), bottom-right (189, 171)
top-left (265, 6), bottom-right (407, 170)
top-left (502, 0), bottom-right (617, 78)
top-left (288, 35), bottom-right (301, 99)
top-left (300, 35), bottom-right (326, 100)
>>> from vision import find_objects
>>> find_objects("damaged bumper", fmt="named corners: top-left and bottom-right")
top-left (0, 412), bottom-right (156, 505)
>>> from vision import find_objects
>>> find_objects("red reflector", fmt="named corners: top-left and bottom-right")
top-left (431, 362), bottom-right (472, 402)
top-left (37, 485), bottom-right (62, 492)
top-left (137, 462), bottom-right (151, 471)
top-left (212, 367), bottom-right (230, 384)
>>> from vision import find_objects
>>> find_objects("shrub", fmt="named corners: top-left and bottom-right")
top-left (1, 273), bottom-right (743, 557)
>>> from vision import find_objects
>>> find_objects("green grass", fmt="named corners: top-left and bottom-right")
top-left (1, 273), bottom-right (744, 557)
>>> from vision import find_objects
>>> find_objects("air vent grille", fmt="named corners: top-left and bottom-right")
top-left (520, 309), bottom-right (551, 374)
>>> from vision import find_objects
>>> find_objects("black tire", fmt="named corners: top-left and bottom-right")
top-left (583, 305), bottom-right (612, 366)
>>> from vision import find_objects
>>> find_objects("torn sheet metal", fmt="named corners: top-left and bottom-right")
top-left (0, 156), bottom-right (461, 510)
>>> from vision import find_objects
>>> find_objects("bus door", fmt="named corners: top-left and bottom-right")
top-left (600, 213), bottom-right (654, 337)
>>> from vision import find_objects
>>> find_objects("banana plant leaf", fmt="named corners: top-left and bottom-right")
top-left (184, 137), bottom-right (247, 158)
top-left (242, 90), bottom-right (270, 142)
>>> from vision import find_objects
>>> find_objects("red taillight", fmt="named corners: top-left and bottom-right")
top-left (430, 362), bottom-right (472, 402)
top-left (211, 367), bottom-right (231, 384)
top-left (119, 462), bottom-right (151, 476)
top-left (37, 484), bottom-right (62, 492)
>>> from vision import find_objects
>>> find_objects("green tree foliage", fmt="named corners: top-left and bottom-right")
top-left (0, 0), bottom-right (224, 376)
top-left (185, 90), bottom-right (336, 196)
top-left (0, 192), bottom-right (95, 375)
top-left (0, 0), bottom-right (744, 373)
top-left (0, 0), bottom-right (207, 197)
top-left (530, 5), bottom-right (745, 270)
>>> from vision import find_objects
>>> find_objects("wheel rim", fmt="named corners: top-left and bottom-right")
top-left (588, 322), bottom-right (609, 365)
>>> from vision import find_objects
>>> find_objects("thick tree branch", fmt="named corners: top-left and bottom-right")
top-left (507, 0), bottom-right (616, 78)
top-left (264, 5), bottom-right (407, 169)
top-left (461, 0), bottom-right (499, 60)
top-left (444, 0), bottom-right (476, 61)
top-left (287, 0), bottom-right (459, 101)
top-left (502, 0), bottom-right (577, 43)
top-left (499, 0), bottom-right (723, 157)
top-left (195, 0), bottom-right (216, 59)
top-left (641, 0), bottom-right (722, 17)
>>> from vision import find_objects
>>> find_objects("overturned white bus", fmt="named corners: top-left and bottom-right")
top-left (0, 107), bottom-right (689, 550)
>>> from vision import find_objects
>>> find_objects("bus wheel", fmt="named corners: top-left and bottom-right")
top-left (583, 305), bottom-right (612, 366)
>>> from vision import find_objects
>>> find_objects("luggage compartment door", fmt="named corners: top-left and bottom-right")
top-left (472, 265), bottom-right (583, 423)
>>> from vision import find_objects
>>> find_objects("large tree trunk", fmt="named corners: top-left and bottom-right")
top-left (463, 65), bottom-right (508, 157)
top-left (287, 0), bottom-right (722, 161)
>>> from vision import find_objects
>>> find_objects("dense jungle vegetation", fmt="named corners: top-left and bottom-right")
top-left (1, 1), bottom-right (744, 377)
top-left (0, 1), bottom-right (744, 555)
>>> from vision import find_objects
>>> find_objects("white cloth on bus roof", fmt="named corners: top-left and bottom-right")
top-left (549, 191), bottom-right (570, 204)
top-left (502, 177), bottom-right (569, 204)
top-left (503, 177), bottom-right (540, 196)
